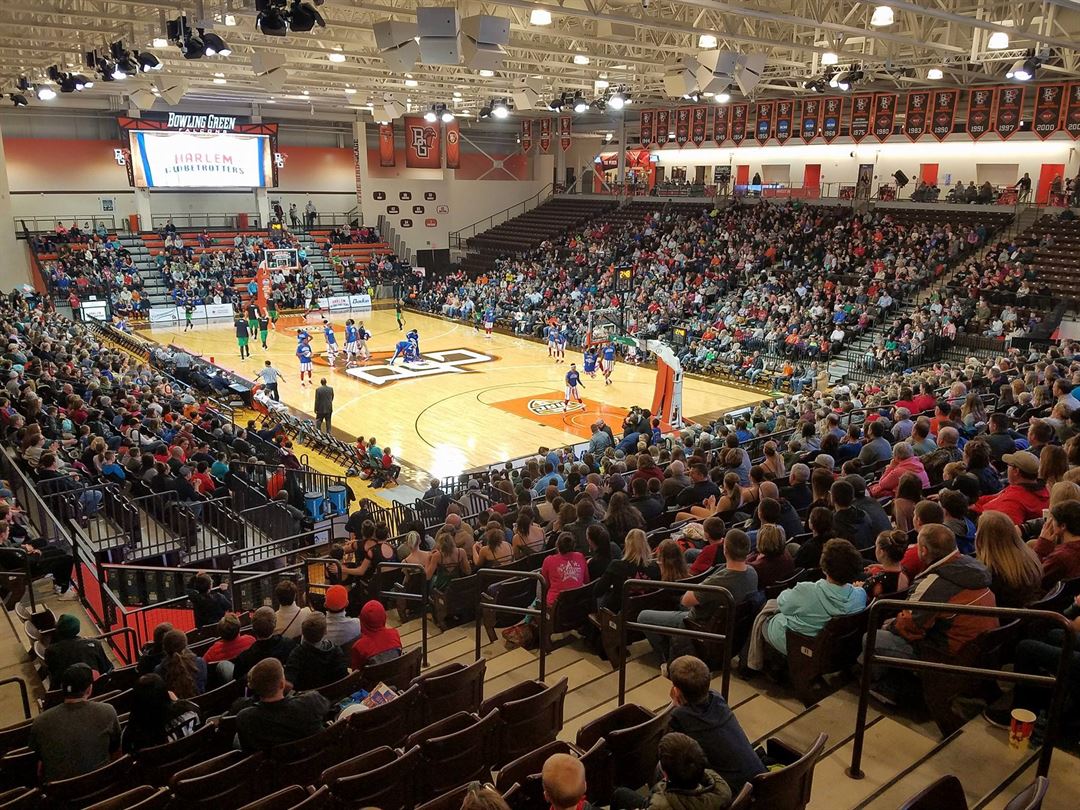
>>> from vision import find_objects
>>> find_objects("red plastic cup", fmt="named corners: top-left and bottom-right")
top-left (1009, 708), bottom-right (1036, 749)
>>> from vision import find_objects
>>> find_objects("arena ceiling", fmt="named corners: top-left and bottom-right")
top-left (0, 0), bottom-right (1078, 118)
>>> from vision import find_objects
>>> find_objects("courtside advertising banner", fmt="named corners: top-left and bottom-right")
top-left (129, 130), bottom-right (272, 188)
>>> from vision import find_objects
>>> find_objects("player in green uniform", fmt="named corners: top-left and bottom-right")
top-left (258, 313), bottom-right (270, 349)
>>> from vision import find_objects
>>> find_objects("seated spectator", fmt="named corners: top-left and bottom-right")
top-left (830, 479), bottom-right (875, 549)
top-left (1031, 500), bottom-right (1080, 588)
top-left (511, 509), bottom-right (547, 558)
top-left (285, 613), bottom-right (348, 691)
top-left (349, 599), bottom-right (402, 669)
top-left (748, 539), bottom-right (866, 670)
top-left (640, 529), bottom-right (758, 667)
top-left (542, 531), bottom-right (590, 605)
top-left (432, 528), bottom-right (472, 589)
top-left (657, 538), bottom-right (690, 582)
top-left (121, 673), bottom-right (201, 754)
top-left (972, 451), bottom-right (1049, 526)
top-left (963, 439), bottom-right (1003, 496)
top-left (891, 473), bottom-right (925, 534)
top-left (236, 658), bottom-right (329, 752)
top-left (923, 427), bottom-right (964, 483)
top-left (863, 530), bottom-right (910, 598)
top-left (232, 606), bottom-right (297, 684)
top-left (188, 572), bottom-right (232, 629)
top-left (863, 524), bottom-right (997, 705)
top-left (322, 584), bottom-right (361, 647)
top-left (939, 489), bottom-right (976, 554)
top-left (0, 519), bottom-right (75, 601)
top-left (688, 517), bottom-right (727, 574)
top-left (611, 732), bottom-right (732, 810)
top-left (593, 528), bottom-right (660, 611)
top-left (747, 525), bottom-right (795, 589)
top-left (752, 484), bottom-right (804, 541)
top-left (274, 579), bottom-right (314, 640)
top-left (543, 753), bottom-right (593, 810)
top-left (29, 663), bottom-right (120, 782)
top-left (858, 421), bottom-right (892, 466)
top-left (203, 612), bottom-right (255, 666)
top-left (136, 622), bottom-right (173, 675)
top-left (44, 613), bottom-right (112, 684)
top-left (974, 510), bottom-right (1043, 608)
top-left (473, 526), bottom-right (514, 569)
top-left (155, 629), bottom-right (207, 699)
top-left (782, 463), bottom-right (812, 511)
top-left (870, 443), bottom-right (929, 497)
top-left (794, 507), bottom-right (833, 569)
top-left (848, 474), bottom-right (893, 536)
top-left (666, 655), bottom-right (765, 793)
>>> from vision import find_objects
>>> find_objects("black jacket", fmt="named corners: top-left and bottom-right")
top-left (284, 640), bottom-right (348, 691)
top-left (232, 636), bottom-right (297, 683)
top-left (669, 691), bottom-right (766, 793)
top-left (832, 506), bottom-right (875, 549)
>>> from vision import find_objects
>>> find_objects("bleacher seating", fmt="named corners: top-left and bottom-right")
top-left (1025, 216), bottom-right (1080, 298)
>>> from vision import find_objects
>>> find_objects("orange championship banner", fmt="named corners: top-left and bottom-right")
top-left (821, 97), bottom-right (842, 142)
top-left (966, 87), bottom-right (994, 140)
top-left (690, 106), bottom-right (708, 146)
top-left (930, 88), bottom-right (959, 141)
top-left (559, 115), bottom-right (572, 151)
top-left (1066, 83), bottom-right (1080, 139)
top-left (993, 86), bottom-right (1024, 139)
top-left (872, 93), bottom-right (898, 141)
top-left (655, 109), bottom-right (670, 144)
top-left (403, 116), bottom-right (441, 168)
top-left (539, 117), bottom-right (552, 153)
top-left (444, 118), bottom-right (460, 168)
top-left (729, 103), bottom-right (748, 145)
top-left (800, 98), bottom-right (820, 143)
top-left (774, 99), bottom-right (793, 143)
top-left (712, 104), bottom-right (729, 144)
top-left (904, 91), bottom-right (930, 141)
top-left (1033, 84), bottom-right (1066, 140)
top-left (378, 122), bottom-right (395, 167)
top-left (674, 107), bottom-right (690, 145)
top-left (849, 93), bottom-right (873, 142)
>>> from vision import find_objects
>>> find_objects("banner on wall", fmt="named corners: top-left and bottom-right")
top-left (966, 87), bottom-right (994, 140)
top-left (674, 107), bottom-right (690, 145)
top-left (712, 105), bottom-right (729, 144)
top-left (378, 122), bottom-right (395, 167)
top-left (444, 119), bottom-right (460, 168)
top-left (993, 86), bottom-right (1024, 139)
top-left (655, 109), bottom-right (670, 144)
top-left (855, 163), bottom-right (874, 201)
top-left (800, 98), bottom-right (820, 142)
top-left (930, 89), bottom-right (959, 141)
top-left (539, 117), bottom-right (552, 152)
top-left (774, 100), bottom-right (793, 143)
top-left (873, 93), bottom-right (898, 141)
top-left (1067, 83), bottom-right (1080, 139)
top-left (639, 110), bottom-right (654, 147)
top-left (822, 97), bottom-right (842, 142)
top-left (403, 116), bottom-right (441, 168)
top-left (559, 115), bottom-right (572, 151)
top-left (755, 100), bottom-right (774, 144)
top-left (521, 120), bottom-right (533, 152)
top-left (351, 137), bottom-right (363, 206)
top-left (849, 94), bottom-right (873, 142)
top-left (691, 106), bottom-right (707, 146)
top-left (1033, 84), bottom-right (1066, 139)
top-left (730, 104), bottom-right (748, 145)
top-left (904, 91), bottom-right (930, 141)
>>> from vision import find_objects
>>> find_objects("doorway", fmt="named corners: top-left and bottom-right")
top-left (1036, 164), bottom-right (1065, 205)
top-left (802, 164), bottom-right (821, 190)
top-left (920, 164), bottom-right (939, 185)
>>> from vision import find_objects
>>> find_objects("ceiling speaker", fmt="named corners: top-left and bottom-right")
top-left (251, 51), bottom-right (288, 76)
top-left (734, 53), bottom-right (767, 95)
top-left (696, 51), bottom-right (737, 94)
top-left (256, 68), bottom-right (289, 93)
top-left (461, 14), bottom-right (510, 45)
top-left (663, 56), bottom-right (699, 98)
top-left (128, 88), bottom-right (157, 110)
top-left (417, 7), bottom-right (460, 37)
top-left (153, 76), bottom-right (189, 105)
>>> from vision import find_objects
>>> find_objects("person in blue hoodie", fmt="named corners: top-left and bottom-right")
top-left (667, 655), bottom-right (766, 793)
top-left (761, 538), bottom-right (868, 657)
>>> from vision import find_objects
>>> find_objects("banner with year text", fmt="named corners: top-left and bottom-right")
top-left (800, 98), bottom-right (820, 142)
top-left (691, 106), bottom-right (708, 146)
top-left (539, 117), bottom-right (552, 152)
top-left (521, 120), bottom-right (533, 153)
top-left (1067, 83), bottom-right (1080, 139)
top-left (559, 115), bottom-right (572, 151)
top-left (821, 97), bottom-right (842, 142)
top-left (873, 93), bottom-right (898, 141)
top-left (674, 107), bottom-right (690, 145)
top-left (730, 103), bottom-right (748, 145)
top-left (966, 87), bottom-right (993, 140)
top-left (639, 110), bottom-right (654, 147)
top-left (849, 94), bottom-right (873, 142)
top-left (993, 86), bottom-right (1024, 139)
top-left (655, 109), bottom-right (670, 144)
top-left (754, 100), bottom-right (774, 144)
top-left (712, 104), bottom-right (729, 144)
top-left (1032, 84), bottom-right (1065, 139)
top-left (930, 89), bottom-right (959, 141)
top-left (774, 99), bottom-right (793, 143)
top-left (904, 91), bottom-right (930, 141)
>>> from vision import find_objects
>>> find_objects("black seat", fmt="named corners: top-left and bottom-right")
top-left (360, 646), bottom-right (422, 691)
top-left (264, 721), bottom-right (347, 792)
top-left (575, 704), bottom-right (669, 803)
top-left (898, 774), bottom-right (968, 810)
top-left (544, 582), bottom-right (595, 649)
top-left (482, 577), bottom-right (537, 642)
top-left (0, 788), bottom-right (40, 810)
top-left (432, 574), bottom-right (478, 629)
top-left (237, 785), bottom-right (330, 810)
top-left (411, 658), bottom-right (486, 725)
top-left (344, 682), bottom-right (422, 755)
top-left (44, 755), bottom-right (135, 809)
top-left (134, 722), bottom-right (217, 785)
top-left (728, 783), bottom-right (753, 810)
top-left (408, 710), bottom-right (501, 800)
top-left (480, 678), bottom-right (568, 767)
top-left (322, 745), bottom-right (420, 810)
top-left (169, 750), bottom-right (264, 808)
top-left (785, 607), bottom-right (869, 706)
top-left (748, 734), bottom-right (827, 810)
top-left (1004, 777), bottom-right (1050, 810)
top-left (315, 670), bottom-right (365, 706)
top-left (84, 785), bottom-right (170, 810)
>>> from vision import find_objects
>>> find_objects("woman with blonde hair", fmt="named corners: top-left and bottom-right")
top-left (960, 393), bottom-right (986, 428)
top-left (1038, 445), bottom-right (1068, 488)
top-left (592, 528), bottom-right (659, 611)
top-left (975, 510), bottom-right (1043, 608)
top-left (761, 441), bottom-right (786, 480)
top-left (400, 530), bottom-right (440, 581)
top-left (656, 538), bottom-right (689, 582)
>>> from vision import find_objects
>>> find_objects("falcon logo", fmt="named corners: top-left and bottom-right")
top-left (447, 130), bottom-right (459, 146)
top-left (528, 399), bottom-right (586, 416)
top-left (410, 125), bottom-right (437, 158)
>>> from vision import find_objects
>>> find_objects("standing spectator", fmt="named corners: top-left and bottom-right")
top-left (289, 203), bottom-right (299, 228)
top-left (29, 664), bottom-right (120, 782)
top-left (304, 200), bottom-right (317, 229)
top-left (1015, 172), bottom-right (1032, 202)
top-left (236, 658), bottom-right (329, 752)
top-left (314, 378), bottom-right (334, 433)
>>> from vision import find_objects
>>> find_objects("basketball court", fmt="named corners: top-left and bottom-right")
top-left (141, 308), bottom-right (766, 478)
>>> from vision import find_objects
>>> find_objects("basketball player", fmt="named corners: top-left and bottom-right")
top-left (296, 335), bottom-right (314, 387)
top-left (482, 307), bottom-right (495, 338)
top-left (246, 302), bottom-right (259, 338)
top-left (583, 346), bottom-right (598, 378)
top-left (553, 327), bottom-right (568, 364)
top-left (257, 312), bottom-right (270, 349)
top-left (545, 322), bottom-right (558, 358)
top-left (303, 286), bottom-right (320, 318)
top-left (343, 319), bottom-right (359, 367)
top-left (395, 300), bottom-right (405, 331)
top-left (322, 319), bottom-right (338, 365)
top-left (267, 293), bottom-right (279, 328)
top-left (183, 298), bottom-right (195, 332)
top-left (234, 315), bottom-right (250, 360)
top-left (564, 363), bottom-right (584, 410)
top-left (406, 328), bottom-right (421, 358)
top-left (389, 338), bottom-right (415, 365)
top-left (356, 321), bottom-right (372, 361)
top-left (601, 341), bottom-right (616, 385)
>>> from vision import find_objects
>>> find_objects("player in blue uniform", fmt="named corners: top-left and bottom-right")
top-left (343, 319), bottom-right (359, 367)
top-left (564, 364), bottom-right (584, 410)
top-left (583, 347), bottom-right (598, 378)
top-left (406, 328), bottom-right (421, 358)
top-left (545, 323), bottom-right (558, 357)
top-left (601, 342), bottom-right (617, 385)
top-left (296, 337), bottom-right (314, 387)
top-left (390, 338), bottom-right (417, 365)
top-left (553, 328), bottom-right (568, 364)
top-left (322, 320), bottom-right (338, 365)
top-left (482, 308), bottom-right (495, 338)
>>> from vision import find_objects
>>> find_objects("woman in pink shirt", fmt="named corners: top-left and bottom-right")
top-left (540, 532), bottom-right (589, 606)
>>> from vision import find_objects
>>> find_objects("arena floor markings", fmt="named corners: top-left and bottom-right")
top-left (142, 309), bottom-right (764, 477)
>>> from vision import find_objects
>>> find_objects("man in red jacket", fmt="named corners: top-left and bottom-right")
top-left (971, 451), bottom-right (1048, 526)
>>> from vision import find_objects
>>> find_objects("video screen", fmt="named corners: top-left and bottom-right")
top-left (128, 129), bottom-right (273, 188)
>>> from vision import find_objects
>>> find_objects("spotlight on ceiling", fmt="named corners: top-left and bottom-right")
top-left (608, 88), bottom-right (626, 110)
top-left (572, 92), bottom-right (588, 113)
top-left (530, 9), bottom-right (552, 26)
top-left (491, 98), bottom-right (510, 118)
top-left (1007, 52), bottom-right (1040, 81)
top-left (698, 34), bottom-right (717, 49)
top-left (927, 67), bottom-right (943, 80)
top-left (987, 31), bottom-right (1009, 50)
top-left (255, 4), bottom-right (289, 36)
top-left (870, 5), bottom-right (894, 26)
top-left (36, 85), bottom-right (56, 101)
top-left (10, 94), bottom-right (28, 107)
top-left (136, 52), bottom-right (162, 71)
top-left (821, 51), bottom-right (838, 66)
top-left (423, 103), bottom-right (456, 123)
top-left (202, 32), bottom-right (232, 56)
top-left (716, 92), bottom-right (730, 103)
top-left (573, 54), bottom-right (590, 65)
top-left (548, 92), bottom-right (567, 111)
top-left (328, 51), bottom-right (346, 62)
top-left (288, 2), bottom-right (327, 33)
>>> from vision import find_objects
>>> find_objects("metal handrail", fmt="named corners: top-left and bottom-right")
top-left (95, 626), bottom-right (140, 666)
top-left (475, 568), bottom-right (549, 680)
top-left (847, 599), bottom-right (1076, 780)
top-left (0, 564), bottom-right (36, 614)
top-left (617, 580), bottom-right (736, 704)
top-left (0, 677), bottom-right (31, 720)
top-left (449, 183), bottom-right (554, 247)
top-left (376, 562), bottom-right (429, 666)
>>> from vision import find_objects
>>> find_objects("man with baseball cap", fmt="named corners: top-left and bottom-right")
top-left (29, 663), bottom-right (121, 781)
top-left (322, 584), bottom-right (361, 647)
top-left (971, 451), bottom-right (1049, 525)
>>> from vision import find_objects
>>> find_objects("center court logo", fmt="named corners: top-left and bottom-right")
top-left (344, 348), bottom-right (494, 386)
top-left (528, 399), bottom-right (585, 415)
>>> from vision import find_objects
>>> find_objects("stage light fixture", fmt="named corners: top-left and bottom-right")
top-left (256, 5), bottom-right (289, 36)
top-left (821, 51), bottom-right (838, 66)
top-left (530, 9), bottom-right (551, 25)
top-left (424, 108), bottom-right (437, 122)
top-left (572, 92), bottom-right (588, 113)
top-left (987, 31), bottom-right (1009, 50)
top-left (698, 34), bottom-right (717, 49)
top-left (328, 51), bottom-right (346, 62)
top-left (152, 37), bottom-right (168, 48)
top-left (441, 109), bottom-right (455, 123)
top-left (717, 92), bottom-right (730, 103)
top-left (927, 67), bottom-right (943, 80)
top-left (10, 94), bottom-right (28, 106)
top-left (870, 5), bottom-right (894, 26)
top-left (478, 69), bottom-right (495, 77)
top-left (608, 89), bottom-right (625, 110)
top-left (548, 92), bottom-right (566, 111)
top-left (491, 98), bottom-right (510, 118)
top-left (202, 33), bottom-right (232, 56)
top-left (136, 52), bottom-right (162, 71)
top-left (573, 54), bottom-right (590, 65)
top-left (1007, 53), bottom-right (1039, 81)
top-left (288, 2), bottom-right (326, 33)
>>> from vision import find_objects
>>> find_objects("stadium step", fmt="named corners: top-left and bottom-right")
top-left (979, 748), bottom-right (1080, 810)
